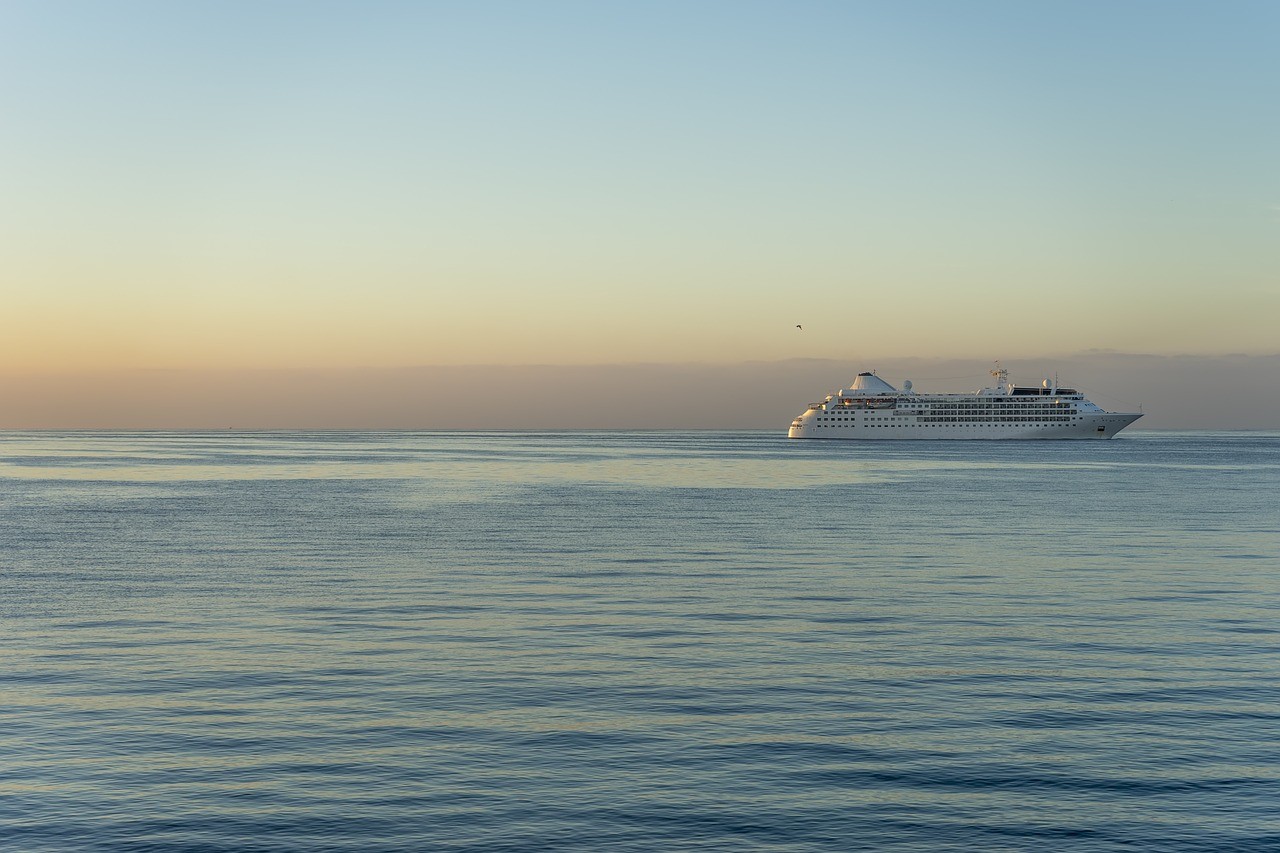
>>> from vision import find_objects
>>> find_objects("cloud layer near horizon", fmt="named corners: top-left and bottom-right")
top-left (2, 353), bottom-right (1276, 430)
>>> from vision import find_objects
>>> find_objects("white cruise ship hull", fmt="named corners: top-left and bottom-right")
top-left (788, 412), bottom-right (1142, 440)
top-left (787, 368), bottom-right (1143, 440)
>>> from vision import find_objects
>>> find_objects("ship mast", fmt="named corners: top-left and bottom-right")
top-left (990, 362), bottom-right (1009, 389)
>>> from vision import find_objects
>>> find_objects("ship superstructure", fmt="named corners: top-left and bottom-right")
top-left (788, 366), bottom-right (1142, 440)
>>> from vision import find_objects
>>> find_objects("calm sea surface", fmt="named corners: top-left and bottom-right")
top-left (2, 431), bottom-right (1278, 852)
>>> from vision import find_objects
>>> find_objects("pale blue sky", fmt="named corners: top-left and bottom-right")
top-left (2, 1), bottom-right (1277, 373)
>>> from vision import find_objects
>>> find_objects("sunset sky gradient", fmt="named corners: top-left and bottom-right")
top-left (2, 1), bottom-right (1277, 426)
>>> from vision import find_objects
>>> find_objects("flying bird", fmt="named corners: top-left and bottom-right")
top-left (795, 324), bottom-right (803, 330)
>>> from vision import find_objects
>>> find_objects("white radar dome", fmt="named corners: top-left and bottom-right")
top-left (903, 380), bottom-right (913, 391)
top-left (1042, 379), bottom-right (1051, 388)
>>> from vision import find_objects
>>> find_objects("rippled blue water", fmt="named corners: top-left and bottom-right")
top-left (2, 431), bottom-right (1278, 851)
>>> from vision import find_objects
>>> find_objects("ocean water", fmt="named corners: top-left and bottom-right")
top-left (2, 430), bottom-right (1278, 852)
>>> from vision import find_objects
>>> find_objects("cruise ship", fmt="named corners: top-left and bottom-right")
top-left (788, 366), bottom-right (1142, 440)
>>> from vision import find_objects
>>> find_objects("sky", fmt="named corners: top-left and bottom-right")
top-left (1, 1), bottom-right (1277, 426)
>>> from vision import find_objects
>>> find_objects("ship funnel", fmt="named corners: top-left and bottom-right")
top-left (847, 372), bottom-right (898, 394)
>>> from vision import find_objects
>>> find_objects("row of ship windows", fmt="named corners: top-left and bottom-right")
top-left (921, 416), bottom-right (1073, 422)
top-left (899, 405), bottom-right (1072, 410)
top-left (812, 422), bottom-right (1071, 427)
top-left (840, 397), bottom-right (1082, 403)
top-left (818, 416), bottom-right (1075, 423)
top-left (839, 398), bottom-right (1081, 405)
